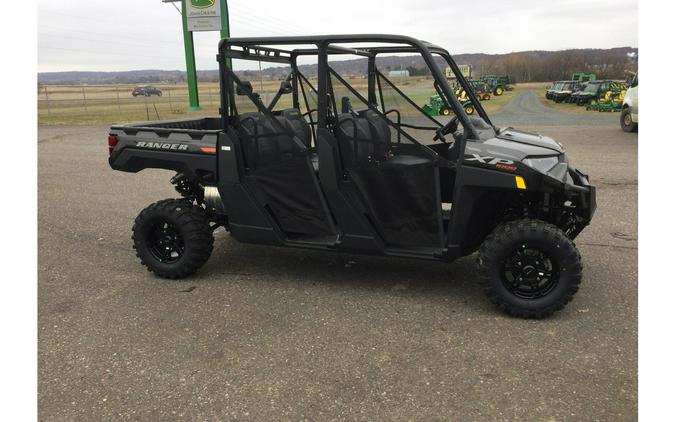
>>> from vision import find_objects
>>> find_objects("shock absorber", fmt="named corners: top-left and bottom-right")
top-left (170, 173), bottom-right (204, 204)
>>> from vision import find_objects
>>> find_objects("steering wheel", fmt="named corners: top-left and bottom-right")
top-left (433, 116), bottom-right (459, 143)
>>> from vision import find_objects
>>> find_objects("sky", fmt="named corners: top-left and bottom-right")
top-left (37, 0), bottom-right (638, 73)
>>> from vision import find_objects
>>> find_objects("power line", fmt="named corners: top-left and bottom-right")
top-left (38, 25), bottom-right (177, 44)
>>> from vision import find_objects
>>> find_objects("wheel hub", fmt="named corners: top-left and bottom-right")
top-left (147, 221), bottom-right (185, 264)
top-left (502, 246), bottom-right (558, 299)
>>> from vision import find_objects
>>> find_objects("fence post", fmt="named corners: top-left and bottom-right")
top-left (144, 93), bottom-right (150, 120)
top-left (168, 89), bottom-right (173, 112)
top-left (82, 86), bottom-right (88, 113)
top-left (116, 87), bottom-right (121, 114)
top-left (208, 88), bottom-right (214, 105)
top-left (44, 86), bottom-right (51, 115)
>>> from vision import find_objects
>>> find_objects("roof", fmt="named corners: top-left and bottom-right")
top-left (218, 34), bottom-right (448, 57)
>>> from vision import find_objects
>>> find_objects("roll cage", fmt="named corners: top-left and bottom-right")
top-left (216, 34), bottom-right (492, 159)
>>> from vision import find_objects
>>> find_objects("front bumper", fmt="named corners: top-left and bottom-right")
top-left (568, 167), bottom-right (596, 221)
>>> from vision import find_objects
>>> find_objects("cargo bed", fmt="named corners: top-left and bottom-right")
top-left (108, 117), bottom-right (221, 182)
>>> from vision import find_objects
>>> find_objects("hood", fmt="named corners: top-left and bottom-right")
top-left (495, 127), bottom-right (564, 154)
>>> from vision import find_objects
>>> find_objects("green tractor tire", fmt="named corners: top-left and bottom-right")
top-left (439, 106), bottom-right (452, 116)
top-left (495, 86), bottom-right (504, 96)
top-left (464, 104), bottom-right (475, 115)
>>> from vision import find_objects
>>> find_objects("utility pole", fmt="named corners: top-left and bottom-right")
top-left (166, 0), bottom-right (231, 112)
top-left (181, 0), bottom-right (200, 111)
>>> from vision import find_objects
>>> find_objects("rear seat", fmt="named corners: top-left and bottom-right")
top-left (238, 109), bottom-right (315, 169)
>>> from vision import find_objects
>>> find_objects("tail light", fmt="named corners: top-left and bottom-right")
top-left (108, 134), bottom-right (119, 156)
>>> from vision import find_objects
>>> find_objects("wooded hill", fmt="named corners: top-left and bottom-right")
top-left (38, 46), bottom-right (637, 85)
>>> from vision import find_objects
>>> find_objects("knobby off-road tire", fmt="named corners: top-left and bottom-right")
top-left (133, 199), bottom-right (214, 279)
top-left (478, 219), bottom-right (582, 318)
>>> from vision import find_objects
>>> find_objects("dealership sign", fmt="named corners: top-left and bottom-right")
top-left (187, 0), bottom-right (222, 32)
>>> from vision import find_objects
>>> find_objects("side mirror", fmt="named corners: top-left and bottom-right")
top-left (236, 81), bottom-right (253, 96)
top-left (279, 81), bottom-right (293, 94)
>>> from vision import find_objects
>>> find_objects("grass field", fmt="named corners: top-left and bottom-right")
top-left (37, 77), bottom-right (519, 125)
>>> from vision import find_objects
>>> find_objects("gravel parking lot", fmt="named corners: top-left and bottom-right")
top-left (38, 91), bottom-right (637, 421)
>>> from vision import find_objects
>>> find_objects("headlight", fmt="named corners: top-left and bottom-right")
top-left (523, 156), bottom-right (560, 173)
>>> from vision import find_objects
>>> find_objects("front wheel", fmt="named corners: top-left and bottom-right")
top-left (495, 86), bottom-right (504, 96)
top-left (133, 199), bottom-right (214, 279)
top-left (478, 219), bottom-right (582, 318)
top-left (439, 106), bottom-right (451, 116)
top-left (620, 108), bottom-right (637, 132)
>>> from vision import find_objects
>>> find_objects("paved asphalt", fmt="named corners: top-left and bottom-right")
top-left (39, 90), bottom-right (637, 421)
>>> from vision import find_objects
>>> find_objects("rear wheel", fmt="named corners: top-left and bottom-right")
top-left (478, 219), bottom-right (582, 318)
top-left (621, 108), bottom-right (637, 132)
top-left (133, 199), bottom-right (214, 279)
top-left (464, 105), bottom-right (474, 115)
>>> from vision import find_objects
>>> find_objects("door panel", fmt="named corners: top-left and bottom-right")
top-left (237, 112), bottom-right (335, 238)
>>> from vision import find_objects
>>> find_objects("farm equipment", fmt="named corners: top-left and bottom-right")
top-left (552, 81), bottom-right (581, 103)
top-left (468, 80), bottom-right (492, 101)
top-left (570, 80), bottom-right (613, 106)
top-left (586, 82), bottom-right (627, 112)
top-left (423, 94), bottom-right (475, 116)
top-left (108, 34), bottom-right (595, 318)
top-left (572, 72), bottom-right (596, 83)
top-left (481, 76), bottom-right (510, 96)
top-left (545, 82), bottom-right (564, 100)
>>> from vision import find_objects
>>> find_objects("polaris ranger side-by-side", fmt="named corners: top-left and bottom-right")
top-left (108, 35), bottom-right (596, 318)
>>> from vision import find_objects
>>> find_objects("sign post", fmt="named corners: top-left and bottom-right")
top-left (169, 0), bottom-right (230, 111)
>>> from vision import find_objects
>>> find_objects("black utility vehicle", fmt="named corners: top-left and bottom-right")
top-left (552, 81), bottom-right (581, 103)
top-left (132, 85), bottom-right (162, 97)
top-left (108, 35), bottom-right (596, 318)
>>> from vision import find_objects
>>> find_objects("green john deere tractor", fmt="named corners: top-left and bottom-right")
top-left (481, 75), bottom-right (513, 95)
top-left (423, 94), bottom-right (475, 117)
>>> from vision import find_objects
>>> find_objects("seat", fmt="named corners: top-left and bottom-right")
top-left (280, 108), bottom-right (319, 171)
top-left (280, 108), bottom-right (311, 149)
top-left (363, 110), bottom-right (432, 168)
top-left (238, 112), bottom-right (295, 168)
top-left (335, 113), bottom-right (385, 169)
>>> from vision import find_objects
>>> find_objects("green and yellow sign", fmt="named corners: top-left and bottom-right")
top-left (186, 0), bottom-right (221, 31)
top-left (190, 0), bottom-right (215, 8)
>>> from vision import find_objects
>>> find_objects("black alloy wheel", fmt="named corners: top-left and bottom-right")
top-left (501, 246), bottom-right (558, 299)
top-left (146, 221), bottom-right (185, 264)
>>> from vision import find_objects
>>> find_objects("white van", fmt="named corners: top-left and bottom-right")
top-left (621, 72), bottom-right (638, 132)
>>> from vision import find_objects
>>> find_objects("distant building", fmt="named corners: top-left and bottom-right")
top-left (388, 70), bottom-right (410, 78)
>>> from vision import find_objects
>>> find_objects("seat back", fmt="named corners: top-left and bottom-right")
top-left (335, 112), bottom-right (391, 169)
top-left (238, 110), bottom-right (309, 169)
top-left (280, 108), bottom-right (312, 149)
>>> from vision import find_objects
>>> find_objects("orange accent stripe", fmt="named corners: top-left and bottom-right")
top-left (200, 147), bottom-right (216, 154)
